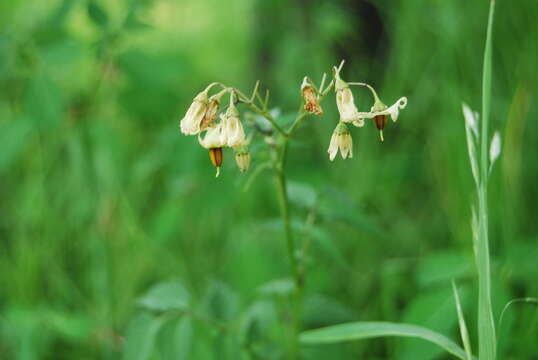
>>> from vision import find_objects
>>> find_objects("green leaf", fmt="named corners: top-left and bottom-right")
top-left (452, 281), bottom-right (473, 360)
top-left (122, 312), bottom-right (166, 360)
top-left (476, 1), bottom-right (497, 359)
top-left (158, 317), bottom-right (192, 360)
top-left (87, 1), bottom-right (109, 28)
top-left (138, 281), bottom-right (190, 312)
top-left (300, 322), bottom-right (469, 360)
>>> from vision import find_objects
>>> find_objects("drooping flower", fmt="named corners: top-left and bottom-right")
top-left (198, 122), bottom-right (227, 177)
top-left (301, 77), bottom-right (323, 116)
top-left (221, 101), bottom-right (246, 148)
top-left (328, 122), bottom-right (353, 161)
top-left (357, 96), bottom-right (408, 141)
top-left (180, 88), bottom-right (210, 135)
top-left (334, 67), bottom-right (364, 127)
top-left (235, 146), bottom-right (251, 173)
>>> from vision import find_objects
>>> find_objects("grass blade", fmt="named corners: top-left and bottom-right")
top-left (300, 321), bottom-right (470, 360)
top-left (452, 281), bottom-right (473, 360)
top-left (477, 1), bottom-right (497, 359)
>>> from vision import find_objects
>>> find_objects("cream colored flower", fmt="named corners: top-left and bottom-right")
top-left (328, 122), bottom-right (353, 161)
top-left (198, 122), bottom-right (226, 149)
top-left (357, 97), bottom-right (407, 141)
top-left (221, 103), bottom-right (246, 148)
top-left (334, 67), bottom-right (364, 127)
top-left (180, 89), bottom-right (209, 135)
top-left (301, 77), bottom-right (323, 115)
top-left (198, 123), bottom-right (227, 177)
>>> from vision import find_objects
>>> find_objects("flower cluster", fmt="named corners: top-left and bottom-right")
top-left (326, 64), bottom-right (408, 160)
top-left (180, 84), bottom-right (249, 177)
top-left (179, 60), bottom-right (408, 177)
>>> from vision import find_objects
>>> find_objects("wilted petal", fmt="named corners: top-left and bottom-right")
top-left (180, 91), bottom-right (209, 135)
top-left (356, 97), bottom-right (407, 122)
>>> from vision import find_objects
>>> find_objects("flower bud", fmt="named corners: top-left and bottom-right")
top-left (235, 146), bottom-right (251, 173)
top-left (301, 77), bottom-right (323, 116)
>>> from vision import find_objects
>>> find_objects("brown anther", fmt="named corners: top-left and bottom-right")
top-left (209, 147), bottom-right (223, 168)
top-left (374, 114), bottom-right (388, 130)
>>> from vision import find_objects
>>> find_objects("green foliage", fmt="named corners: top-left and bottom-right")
top-left (1, 0), bottom-right (538, 359)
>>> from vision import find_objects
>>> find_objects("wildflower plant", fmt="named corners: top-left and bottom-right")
top-left (178, 60), bottom-right (407, 356)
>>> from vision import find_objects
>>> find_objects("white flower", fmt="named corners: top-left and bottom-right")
top-left (328, 122), bottom-right (353, 161)
top-left (221, 104), bottom-right (246, 148)
top-left (334, 67), bottom-right (363, 127)
top-left (198, 122), bottom-right (226, 149)
top-left (180, 89), bottom-right (209, 135)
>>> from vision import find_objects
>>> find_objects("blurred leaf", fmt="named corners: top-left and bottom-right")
top-left (300, 322), bottom-right (469, 360)
top-left (258, 278), bottom-right (294, 297)
top-left (123, 312), bottom-right (165, 360)
top-left (0, 117), bottom-right (32, 172)
top-left (138, 281), bottom-right (190, 312)
top-left (203, 281), bottom-right (240, 322)
top-left (157, 317), bottom-right (192, 360)
top-left (87, 1), bottom-right (109, 28)
top-left (398, 287), bottom-right (462, 360)
top-left (24, 72), bottom-right (63, 130)
top-left (240, 301), bottom-right (277, 347)
top-left (302, 294), bottom-right (357, 327)
top-left (416, 251), bottom-right (472, 287)
top-left (287, 181), bottom-right (317, 209)
top-left (318, 187), bottom-right (386, 238)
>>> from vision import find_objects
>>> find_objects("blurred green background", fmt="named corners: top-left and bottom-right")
top-left (1, 0), bottom-right (537, 359)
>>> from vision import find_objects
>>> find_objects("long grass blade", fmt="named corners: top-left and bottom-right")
top-left (452, 281), bottom-right (473, 360)
top-left (477, 1), bottom-right (497, 359)
top-left (300, 322), bottom-right (470, 360)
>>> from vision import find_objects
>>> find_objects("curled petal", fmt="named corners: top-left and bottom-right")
top-left (357, 97), bottom-right (408, 122)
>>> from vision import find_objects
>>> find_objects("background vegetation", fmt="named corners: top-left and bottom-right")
top-left (1, 0), bottom-right (537, 359)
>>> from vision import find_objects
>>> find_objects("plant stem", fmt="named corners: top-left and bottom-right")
top-left (477, 1), bottom-right (496, 359)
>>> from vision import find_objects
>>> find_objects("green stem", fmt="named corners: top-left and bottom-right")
top-left (477, 1), bottom-right (496, 359)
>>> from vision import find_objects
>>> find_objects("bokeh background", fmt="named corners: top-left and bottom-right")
top-left (1, 0), bottom-right (537, 359)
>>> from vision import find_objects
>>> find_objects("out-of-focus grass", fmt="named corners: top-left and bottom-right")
top-left (0, 0), bottom-right (537, 359)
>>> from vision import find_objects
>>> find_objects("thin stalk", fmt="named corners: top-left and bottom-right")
top-left (273, 152), bottom-right (301, 359)
top-left (477, 1), bottom-right (496, 359)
